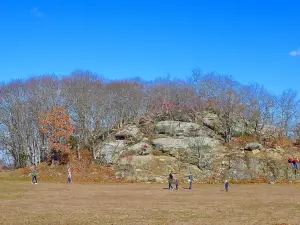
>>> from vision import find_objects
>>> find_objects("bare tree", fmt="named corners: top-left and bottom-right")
top-left (197, 74), bottom-right (244, 142)
top-left (1, 68), bottom-right (300, 169)
top-left (61, 70), bottom-right (100, 149)
top-left (188, 136), bottom-right (212, 170)
top-left (242, 84), bottom-right (277, 138)
top-left (277, 89), bottom-right (299, 136)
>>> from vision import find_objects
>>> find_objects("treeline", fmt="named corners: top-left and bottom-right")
top-left (0, 70), bottom-right (299, 168)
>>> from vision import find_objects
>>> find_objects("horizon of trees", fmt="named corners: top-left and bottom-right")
top-left (1, 69), bottom-right (299, 168)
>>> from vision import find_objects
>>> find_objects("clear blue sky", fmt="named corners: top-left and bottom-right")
top-left (0, 0), bottom-right (299, 94)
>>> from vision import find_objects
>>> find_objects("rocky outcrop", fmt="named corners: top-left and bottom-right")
top-left (94, 118), bottom-right (296, 183)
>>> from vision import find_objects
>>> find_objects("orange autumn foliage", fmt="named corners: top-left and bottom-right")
top-left (39, 107), bottom-right (74, 153)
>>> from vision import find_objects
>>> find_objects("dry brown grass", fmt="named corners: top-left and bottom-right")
top-left (0, 159), bottom-right (117, 183)
top-left (0, 182), bottom-right (299, 225)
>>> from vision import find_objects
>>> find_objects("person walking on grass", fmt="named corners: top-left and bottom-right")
top-left (32, 164), bottom-right (38, 184)
top-left (168, 172), bottom-right (173, 190)
top-left (225, 180), bottom-right (229, 192)
top-left (175, 178), bottom-right (179, 190)
top-left (67, 168), bottom-right (72, 183)
top-left (188, 173), bottom-right (193, 190)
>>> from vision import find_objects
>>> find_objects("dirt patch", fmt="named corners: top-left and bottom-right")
top-left (0, 182), bottom-right (299, 224)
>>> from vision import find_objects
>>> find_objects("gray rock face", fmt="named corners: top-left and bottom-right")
top-left (116, 155), bottom-right (207, 182)
top-left (95, 140), bottom-right (125, 164)
top-left (152, 137), bottom-right (218, 150)
top-left (127, 142), bottom-right (152, 155)
top-left (228, 157), bottom-right (251, 180)
top-left (155, 121), bottom-right (203, 137)
top-left (202, 112), bottom-right (253, 135)
top-left (245, 143), bottom-right (263, 151)
top-left (151, 136), bottom-right (217, 170)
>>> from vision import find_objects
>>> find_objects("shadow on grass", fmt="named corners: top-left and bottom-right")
top-left (162, 187), bottom-right (191, 190)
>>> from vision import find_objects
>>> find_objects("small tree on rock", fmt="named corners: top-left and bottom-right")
top-left (188, 136), bottom-right (212, 170)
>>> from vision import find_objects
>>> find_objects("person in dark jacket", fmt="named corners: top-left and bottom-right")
top-left (225, 180), bottom-right (229, 192)
top-left (188, 173), bottom-right (193, 190)
top-left (168, 172), bottom-right (173, 190)
top-left (175, 179), bottom-right (179, 190)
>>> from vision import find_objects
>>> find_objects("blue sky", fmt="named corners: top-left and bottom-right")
top-left (0, 0), bottom-right (299, 94)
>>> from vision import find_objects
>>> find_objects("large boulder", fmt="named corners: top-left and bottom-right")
top-left (245, 143), bottom-right (263, 151)
top-left (116, 155), bottom-right (175, 181)
top-left (152, 136), bottom-right (218, 166)
top-left (226, 153), bottom-right (288, 181)
top-left (119, 155), bottom-right (153, 170)
top-left (202, 113), bottom-right (222, 132)
top-left (155, 121), bottom-right (203, 137)
top-left (95, 140), bottom-right (125, 164)
top-left (202, 112), bottom-right (253, 136)
top-left (115, 125), bottom-right (143, 141)
top-left (152, 137), bottom-right (189, 150)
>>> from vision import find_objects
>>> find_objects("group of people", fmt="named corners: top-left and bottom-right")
top-left (168, 172), bottom-right (178, 190)
top-left (168, 172), bottom-right (229, 192)
top-left (31, 164), bottom-right (72, 184)
top-left (31, 165), bottom-right (230, 192)
top-left (288, 157), bottom-right (299, 169)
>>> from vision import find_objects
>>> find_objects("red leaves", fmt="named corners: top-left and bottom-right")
top-left (162, 101), bottom-right (174, 110)
top-left (39, 107), bottom-right (74, 153)
top-left (150, 98), bottom-right (209, 116)
top-left (207, 99), bottom-right (216, 106)
top-left (264, 136), bottom-right (292, 148)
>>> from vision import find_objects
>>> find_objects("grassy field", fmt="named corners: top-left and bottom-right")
top-left (0, 181), bottom-right (299, 225)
